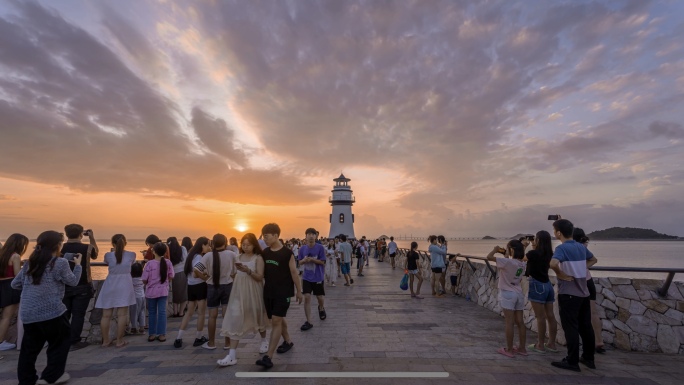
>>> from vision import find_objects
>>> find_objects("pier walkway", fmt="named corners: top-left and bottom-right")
top-left (1, 259), bottom-right (683, 385)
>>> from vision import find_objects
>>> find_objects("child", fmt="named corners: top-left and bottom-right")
top-left (447, 255), bottom-right (460, 296)
top-left (404, 241), bottom-right (423, 299)
top-left (142, 242), bottom-right (174, 342)
top-left (487, 240), bottom-right (527, 358)
top-left (129, 262), bottom-right (146, 334)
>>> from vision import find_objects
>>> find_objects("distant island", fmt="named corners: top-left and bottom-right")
top-left (588, 227), bottom-right (679, 240)
top-left (482, 235), bottom-right (497, 240)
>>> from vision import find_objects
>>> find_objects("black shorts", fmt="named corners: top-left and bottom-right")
top-left (587, 279), bottom-right (597, 301)
top-left (0, 279), bottom-right (21, 308)
top-left (450, 276), bottom-right (458, 286)
top-left (431, 267), bottom-right (443, 274)
top-left (390, 253), bottom-right (396, 258)
top-left (302, 280), bottom-right (325, 296)
top-left (207, 283), bottom-right (232, 308)
top-left (264, 296), bottom-right (290, 319)
top-left (187, 282), bottom-right (208, 302)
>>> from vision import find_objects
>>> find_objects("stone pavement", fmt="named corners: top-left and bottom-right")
top-left (1, 259), bottom-right (683, 385)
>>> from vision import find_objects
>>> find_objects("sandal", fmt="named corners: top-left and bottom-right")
top-left (497, 347), bottom-right (515, 358)
top-left (157, 335), bottom-right (167, 342)
top-left (318, 307), bottom-right (327, 320)
top-left (115, 341), bottom-right (129, 348)
top-left (528, 343), bottom-right (545, 353)
top-left (148, 335), bottom-right (156, 342)
top-left (544, 343), bottom-right (559, 353)
top-left (512, 346), bottom-right (528, 356)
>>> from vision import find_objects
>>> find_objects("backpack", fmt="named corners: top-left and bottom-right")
top-left (355, 246), bottom-right (363, 258)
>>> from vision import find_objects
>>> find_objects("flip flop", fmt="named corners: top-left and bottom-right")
top-left (497, 347), bottom-right (515, 358)
top-left (157, 335), bottom-right (167, 342)
top-left (115, 341), bottom-right (129, 348)
top-left (101, 341), bottom-right (112, 348)
top-left (544, 344), bottom-right (559, 353)
top-left (512, 346), bottom-right (528, 356)
top-left (528, 343), bottom-right (545, 353)
top-left (148, 335), bottom-right (156, 342)
top-left (318, 307), bottom-right (327, 320)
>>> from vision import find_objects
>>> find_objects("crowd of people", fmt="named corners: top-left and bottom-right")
top-left (0, 217), bottom-right (604, 383)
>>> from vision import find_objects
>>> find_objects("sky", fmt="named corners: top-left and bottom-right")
top-left (1, 0), bottom-right (684, 240)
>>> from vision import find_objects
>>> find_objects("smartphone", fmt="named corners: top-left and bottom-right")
top-left (64, 252), bottom-right (76, 261)
top-left (497, 247), bottom-right (506, 254)
top-left (548, 215), bottom-right (560, 220)
top-left (526, 235), bottom-right (535, 241)
top-left (235, 262), bottom-right (243, 266)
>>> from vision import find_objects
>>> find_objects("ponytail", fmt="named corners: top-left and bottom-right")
top-left (152, 242), bottom-right (169, 284)
top-left (112, 234), bottom-right (126, 264)
top-left (211, 234), bottom-right (227, 287)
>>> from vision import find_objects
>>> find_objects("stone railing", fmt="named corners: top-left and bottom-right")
top-left (396, 249), bottom-right (684, 354)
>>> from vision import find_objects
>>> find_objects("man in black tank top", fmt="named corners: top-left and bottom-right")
top-left (256, 223), bottom-right (302, 369)
top-left (60, 224), bottom-right (99, 351)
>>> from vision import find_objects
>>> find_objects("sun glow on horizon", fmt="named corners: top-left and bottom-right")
top-left (236, 224), bottom-right (248, 232)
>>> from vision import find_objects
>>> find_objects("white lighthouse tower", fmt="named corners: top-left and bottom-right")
top-left (328, 174), bottom-right (356, 239)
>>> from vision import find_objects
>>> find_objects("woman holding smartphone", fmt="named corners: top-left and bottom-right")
top-left (217, 233), bottom-right (268, 366)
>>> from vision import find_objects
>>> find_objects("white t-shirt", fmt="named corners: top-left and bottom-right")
top-left (196, 250), bottom-right (237, 285)
top-left (388, 241), bottom-right (398, 254)
top-left (173, 246), bottom-right (188, 274)
top-left (186, 254), bottom-right (204, 285)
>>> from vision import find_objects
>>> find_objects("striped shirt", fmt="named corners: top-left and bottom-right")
top-left (552, 240), bottom-right (594, 297)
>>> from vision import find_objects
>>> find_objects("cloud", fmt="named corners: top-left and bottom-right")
top-left (0, 194), bottom-right (18, 201)
top-left (0, 1), bottom-right (317, 205)
top-left (649, 121), bottom-right (684, 139)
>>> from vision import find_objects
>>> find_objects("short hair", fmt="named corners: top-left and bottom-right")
top-left (339, 234), bottom-right (347, 241)
top-left (262, 223), bottom-right (281, 237)
top-left (390, 236), bottom-right (394, 241)
top-left (145, 234), bottom-right (161, 246)
top-left (131, 262), bottom-right (143, 278)
top-left (64, 224), bottom-right (84, 239)
top-left (506, 239), bottom-right (525, 259)
top-left (428, 235), bottom-right (438, 243)
top-left (305, 228), bottom-right (317, 236)
top-left (553, 219), bottom-right (574, 238)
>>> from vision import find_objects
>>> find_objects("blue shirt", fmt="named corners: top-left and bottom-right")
top-left (429, 244), bottom-right (447, 269)
top-left (298, 243), bottom-right (326, 283)
top-left (552, 240), bottom-right (594, 297)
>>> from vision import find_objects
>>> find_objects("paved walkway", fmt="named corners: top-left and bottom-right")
top-left (2, 259), bottom-right (683, 385)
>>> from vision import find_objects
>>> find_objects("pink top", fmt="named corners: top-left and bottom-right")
top-left (141, 258), bottom-right (174, 299)
top-left (496, 257), bottom-right (526, 294)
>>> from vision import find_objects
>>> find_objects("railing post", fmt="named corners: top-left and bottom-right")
top-left (657, 272), bottom-right (675, 298)
top-left (484, 259), bottom-right (497, 280)
top-left (464, 257), bottom-right (476, 272)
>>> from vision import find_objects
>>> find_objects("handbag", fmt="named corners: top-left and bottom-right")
top-left (399, 271), bottom-right (409, 291)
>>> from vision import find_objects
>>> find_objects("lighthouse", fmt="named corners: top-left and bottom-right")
top-left (328, 174), bottom-right (356, 239)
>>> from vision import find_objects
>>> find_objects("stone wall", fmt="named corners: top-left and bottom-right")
top-left (396, 250), bottom-right (684, 354)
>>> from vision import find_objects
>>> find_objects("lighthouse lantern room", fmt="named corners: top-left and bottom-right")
top-left (328, 174), bottom-right (356, 239)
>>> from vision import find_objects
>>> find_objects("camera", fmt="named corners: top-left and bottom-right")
top-left (548, 215), bottom-right (560, 221)
top-left (83, 229), bottom-right (91, 236)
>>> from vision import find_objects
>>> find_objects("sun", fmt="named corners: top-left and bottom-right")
top-left (236, 224), bottom-right (248, 232)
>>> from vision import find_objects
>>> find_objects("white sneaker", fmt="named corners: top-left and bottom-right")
top-left (201, 342), bottom-right (216, 350)
top-left (259, 340), bottom-right (269, 354)
top-left (37, 372), bottom-right (70, 384)
top-left (217, 355), bottom-right (237, 366)
top-left (0, 341), bottom-right (16, 351)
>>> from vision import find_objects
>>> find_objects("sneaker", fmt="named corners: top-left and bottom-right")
top-left (595, 346), bottom-right (606, 354)
top-left (173, 339), bottom-right (182, 348)
top-left (344, 283), bottom-right (350, 286)
top-left (331, 283), bottom-right (336, 287)
top-left (358, 273), bottom-right (364, 277)
top-left (256, 355), bottom-right (273, 368)
top-left (580, 357), bottom-right (596, 369)
top-left (300, 321), bottom-right (313, 331)
top-left (217, 355), bottom-right (238, 366)
top-left (0, 341), bottom-right (16, 351)
top-left (551, 358), bottom-right (581, 372)
top-left (276, 341), bottom-right (293, 354)
top-left (259, 340), bottom-right (270, 354)
top-left (193, 336), bottom-right (208, 347)
top-left (69, 341), bottom-right (89, 351)
top-left (201, 342), bottom-right (216, 350)
top-left (37, 372), bottom-right (70, 385)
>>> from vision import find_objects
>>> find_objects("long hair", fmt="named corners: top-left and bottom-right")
top-left (410, 241), bottom-right (418, 250)
top-left (167, 237), bottom-right (183, 265)
top-left (111, 234), bottom-right (126, 264)
top-left (27, 231), bottom-right (63, 285)
top-left (211, 234), bottom-right (227, 286)
top-left (181, 237), bottom-right (193, 251)
top-left (185, 236), bottom-right (209, 276)
top-left (0, 233), bottom-right (29, 278)
top-left (152, 242), bottom-right (169, 284)
top-left (240, 233), bottom-right (262, 255)
top-left (535, 230), bottom-right (554, 261)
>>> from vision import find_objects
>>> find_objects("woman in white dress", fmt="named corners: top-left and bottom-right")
top-left (217, 233), bottom-right (268, 366)
top-left (95, 234), bottom-right (136, 348)
top-left (325, 239), bottom-right (337, 286)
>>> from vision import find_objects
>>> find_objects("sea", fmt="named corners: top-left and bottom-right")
top-left (12, 239), bottom-right (684, 282)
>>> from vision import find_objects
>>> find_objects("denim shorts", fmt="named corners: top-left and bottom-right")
top-left (527, 278), bottom-right (555, 304)
top-left (340, 262), bottom-right (351, 275)
top-left (499, 289), bottom-right (525, 311)
top-left (408, 269), bottom-right (420, 275)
